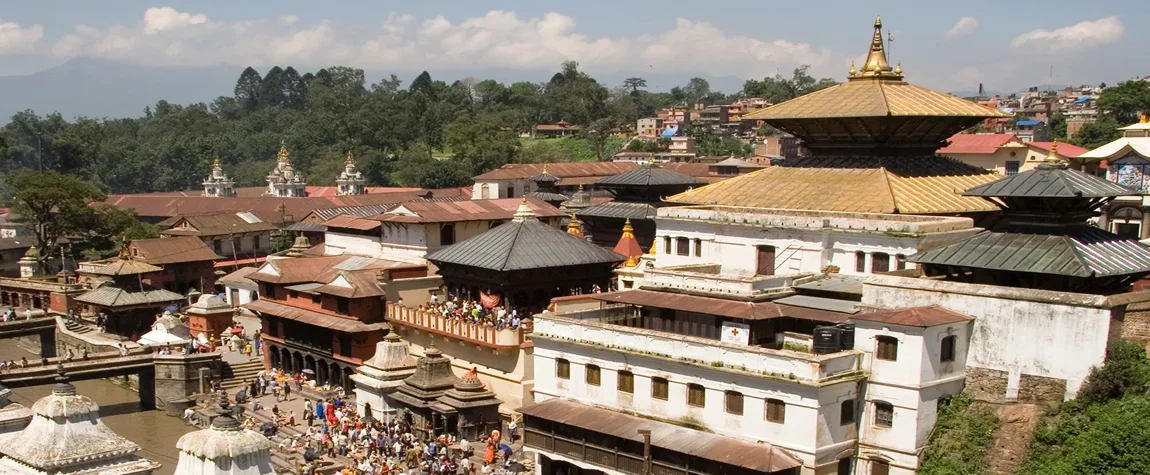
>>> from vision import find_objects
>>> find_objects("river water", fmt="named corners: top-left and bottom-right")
top-left (0, 344), bottom-right (194, 475)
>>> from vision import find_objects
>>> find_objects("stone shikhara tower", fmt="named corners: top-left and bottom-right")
top-left (265, 142), bottom-right (307, 197)
top-left (203, 157), bottom-right (236, 197)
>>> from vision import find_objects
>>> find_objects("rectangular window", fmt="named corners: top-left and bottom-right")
top-left (1116, 223), bottom-right (1142, 240)
top-left (676, 237), bottom-right (689, 256)
top-left (586, 365), bottom-right (601, 386)
top-left (874, 401), bottom-right (894, 428)
top-left (311, 294), bottom-right (321, 304)
top-left (693, 238), bottom-right (702, 257)
top-left (556, 359), bottom-right (570, 380)
top-left (871, 252), bottom-right (890, 273)
top-left (765, 399), bottom-right (786, 423)
top-left (687, 384), bottom-right (706, 407)
top-left (895, 254), bottom-right (906, 270)
top-left (855, 251), bottom-right (866, 273)
top-left (838, 458), bottom-right (853, 475)
top-left (725, 391), bottom-right (744, 415)
top-left (756, 245), bottom-right (776, 276)
top-left (1005, 161), bottom-right (1021, 176)
top-left (663, 236), bottom-right (671, 255)
top-left (871, 460), bottom-right (890, 475)
top-left (289, 290), bottom-right (298, 299)
top-left (841, 399), bottom-right (855, 425)
top-left (337, 297), bottom-right (350, 316)
top-left (618, 371), bottom-right (634, 394)
top-left (941, 335), bottom-right (957, 362)
top-left (652, 377), bottom-right (669, 400)
top-left (876, 336), bottom-right (898, 361)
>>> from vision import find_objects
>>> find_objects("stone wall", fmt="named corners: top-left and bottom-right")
top-left (1017, 374), bottom-right (1067, 404)
top-left (153, 353), bottom-right (223, 408)
top-left (965, 367), bottom-right (1009, 404)
top-left (1121, 304), bottom-right (1150, 347)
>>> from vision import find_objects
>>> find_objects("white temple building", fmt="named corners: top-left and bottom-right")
top-left (0, 365), bottom-right (161, 474)
top-left (336, 152), bottom-right (368, 196)
top-left (173, 400), bottom-right (274, 475)
top-left (0, 383), bottom-right (30, 441)
top-left (203, 157), bottom-right (236, 197)
top-left (265, 143), bottom-right (307, 198)
top-left (137, 310), bottom-right (194, 347)
top-left (351, 331), bottom-right (417, 422)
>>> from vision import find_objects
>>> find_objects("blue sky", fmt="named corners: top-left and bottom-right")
top-left (0, 1), bottom-right (1144, 92)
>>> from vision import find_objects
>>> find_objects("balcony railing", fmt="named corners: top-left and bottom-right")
top-left (386, 303), bottom-right (525, 349)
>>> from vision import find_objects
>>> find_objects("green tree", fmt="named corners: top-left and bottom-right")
top-left (682, 77), bottom-right (711, 106)
top-left (259, 66), bottom-right (286, 108)
top-left (3, 171), bottom-right (106, 274)
top-left (583, 118), bottom-right (616, 161)
top-left (622, 77), bottom-right (648, 96)
top-left (234, 67), bottom-right (263, 111)
top-left (743, 65), bottom-right (838, 103)
top-left (1071, 120), bottom-right (1122, 150)
top-left (1097, 80), bottom-right (1150, 124)
top-left (444, 112), bottom-right (519, 175)
top-left (1048, 112), bottom-right (1068, 140)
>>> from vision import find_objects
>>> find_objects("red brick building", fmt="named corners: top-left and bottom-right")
top-left (245, 254), bottom-right (432, 391)
top-left (128, 236), bottom-right (223, 294)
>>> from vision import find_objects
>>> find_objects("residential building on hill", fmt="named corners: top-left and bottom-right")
top-left (470, 162), bottom-right (721, 201)
top-left (937, 133), bottom-right (1091, 176)
top-left (532, 121), bottom-right (581, 138)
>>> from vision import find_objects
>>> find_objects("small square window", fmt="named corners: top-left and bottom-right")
top-left (676, 237), bottom-right (689, 256)
top-left (586, 365), bottom-right (601, 386)
top-left (652, 377), bottom-right (669, 400)
top-left (725, 391), bottom-right (743, 415)
top-left (855, 251), bottom-right (866, 273)
top-left (765, 399), bottom-right (786, 423)
top-left (876, 336), bottom-right (898, 361)
top-left (874, 401), bottom-right (894, 428)
top-left (840, 399), bottom-right (855, 425)
top-left (556, 359), bottom-right (570, 380)
top-left (687, 384), bottom-right (706, 407)
top-left (941, 335), bottom-right (957, 362)
top-left (618, 371), bottom-right (634, 394)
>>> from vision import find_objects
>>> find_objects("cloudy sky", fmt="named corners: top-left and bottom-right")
top-left (0, 1), bottom-right (1142, 92)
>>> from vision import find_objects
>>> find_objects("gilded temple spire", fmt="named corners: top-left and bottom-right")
top-left (277, 141), bottom-right (291, 164)
top-left (850, 16), bottom-right (902, 81)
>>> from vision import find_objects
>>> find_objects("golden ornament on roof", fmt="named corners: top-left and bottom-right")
top-left (212, 157), bottom-right (221, 168)
top-left (346, 151), bottom-right (355, 165)
top-left (277, 141), bottom-right (291, 163)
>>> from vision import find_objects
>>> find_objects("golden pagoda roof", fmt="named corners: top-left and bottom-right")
top-left (667, 156), bottom-right (1000, 214)
top-left (744, 17), bottom-right (1007, 121)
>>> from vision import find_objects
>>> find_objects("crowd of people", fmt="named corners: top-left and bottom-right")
top-left (416, 296), bottom-right (528, 331)
top-left (215, 365), bottom-right (521, 475)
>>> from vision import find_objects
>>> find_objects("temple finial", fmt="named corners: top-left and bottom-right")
top-left (849, 61), bottom-right (857, 76)
top-left (852, 15), bottom-right (898, 80)
top-left (345, 151), bottom-right (355, 165)
top-left (277, 142), bottom-right (291, 164)
top-left (212, 156), bottom-right (221, 169)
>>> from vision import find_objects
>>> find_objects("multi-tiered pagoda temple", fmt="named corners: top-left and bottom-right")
top-left (669, 17), bottom-right (1008, 217)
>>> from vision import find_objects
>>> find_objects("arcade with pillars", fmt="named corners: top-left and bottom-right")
top-left (258, 313), bottom-right (385, 393)
top-left (266, 343), bottom-right (358, 392)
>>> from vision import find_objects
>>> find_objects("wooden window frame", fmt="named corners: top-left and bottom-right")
top-left (676, 237), bottom-right (690, 256)
top-left (876, 336), bottom-right (898, 361)
top-left (874, 401), bottom-right (894, 428)
top-left (586, 364), bottom-right (601, 386)
top-left (617, 371), bottom-right (634, 394)
top-left (765, 398), bottom-right (786, 423)
top-left (687, 383), bottom-right (706, 407)
top-left (556, 358), bottom-right (570, 380)
top-left (940, 335), bottom-right (957, 362)
top-left (651, 377), bottom-right (669, 400)
top-left (725, 391), bottom-right (744, 416)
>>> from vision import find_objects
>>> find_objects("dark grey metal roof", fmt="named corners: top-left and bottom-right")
top-left (530, 172), bottom-right (560, 184)
top-left (577, 201), bottom-right (660, 219)
top-left (793, 276), bottom-right (865, 295)
top-left (595, 164), bottom-right (705, 187)
top-left (283, 222), bottom-right (327, 233)
top-left (963, 162), bottom-right (1136, 198)
top-left (426, 219), bottom-right (625, 271)
top-left (310, 203), bottom-right (398, 221)
top-left (908, 226), bottom-right (1150, 278)
top-left (525, 191), bottom-right (570, 202)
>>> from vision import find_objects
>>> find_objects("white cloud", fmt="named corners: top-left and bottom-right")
top-left (945, 17), bottom-right (978, 39)
top-left (1010, 16), bottom-right (1123, 52)
top-left (45, 8), bottom-right (830, 78)
top-left (143, 7), bottom-right (208, 34)
top-left (0, 18), bottom-right (44, 53)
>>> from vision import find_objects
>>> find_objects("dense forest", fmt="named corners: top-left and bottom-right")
top-left (0, 62), bottom-right (835, 194)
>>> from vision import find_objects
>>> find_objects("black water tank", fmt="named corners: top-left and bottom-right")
top-left (836, 323), bottom-right (856, 350)
top-left (813, 326), bottom-right (842, 354)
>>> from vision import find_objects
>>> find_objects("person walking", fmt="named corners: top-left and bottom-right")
top-left (283, 380), bottom-right (292, 401)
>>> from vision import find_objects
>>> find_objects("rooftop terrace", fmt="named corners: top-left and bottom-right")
top-left (657, 205), bottom-right (974, 236)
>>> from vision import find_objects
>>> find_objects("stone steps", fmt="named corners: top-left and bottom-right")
top-left (63, 321), bottom-right (92, 334)
top-left (221, 359), bottom-right (264, 390)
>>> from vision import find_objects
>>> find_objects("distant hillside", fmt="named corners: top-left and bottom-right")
top-left (0, 58), bottom-right (751, 120)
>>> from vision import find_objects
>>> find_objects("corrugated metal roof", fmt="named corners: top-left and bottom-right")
top-left (595, 165), bottom-right (705, 187)
top-left (375, 198), bottom-right (564, 224)
top-left (309, 204), bottom-right (399, 221)
top-left (282, 222), bottom-right (327, 233)
top-left (963, 162), bottom-right (1135, 198)
top-left (667, 155), bottom-right (1000, 214)
top-left (524, 192), bottom-right (570, 202)
top-left (244, 299), bottom-right (384, 333)
top-left (793, 276), bottom-right (865, 295)
top-left (743, 80), bottom-right (1006, 120)
top-left (426, 218), bottom-right (625, 271)
top-left (519, 398), bottom-right (804, 473)
top-left (577, 201), bottom-right (661, 219)
top-left (773, 295), bottom-right (860, 314)
top-left (86, 259), bottom-right (164, 276)
top-left (852, 306), bottom-right (973, 327)
top-left (284, 282), bottom-right (324, 292)
top-left (590, 289), bottom-right (849, 322)
top-left (130, 236), bottom-right (223, 265)
top-left (938, 133), bottom-right (1021, 154)
top-left (908, 227), bottom-right (1150, 277)
top-left (75, 287), bottom-right (186, 308)
top-left (323, 215), bottom-right (382, 231)
top-left (217, 266), bottom-right (259, 290)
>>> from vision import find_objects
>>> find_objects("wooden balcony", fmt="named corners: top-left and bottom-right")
top-left (385, 302), bottom-right (525, 350)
